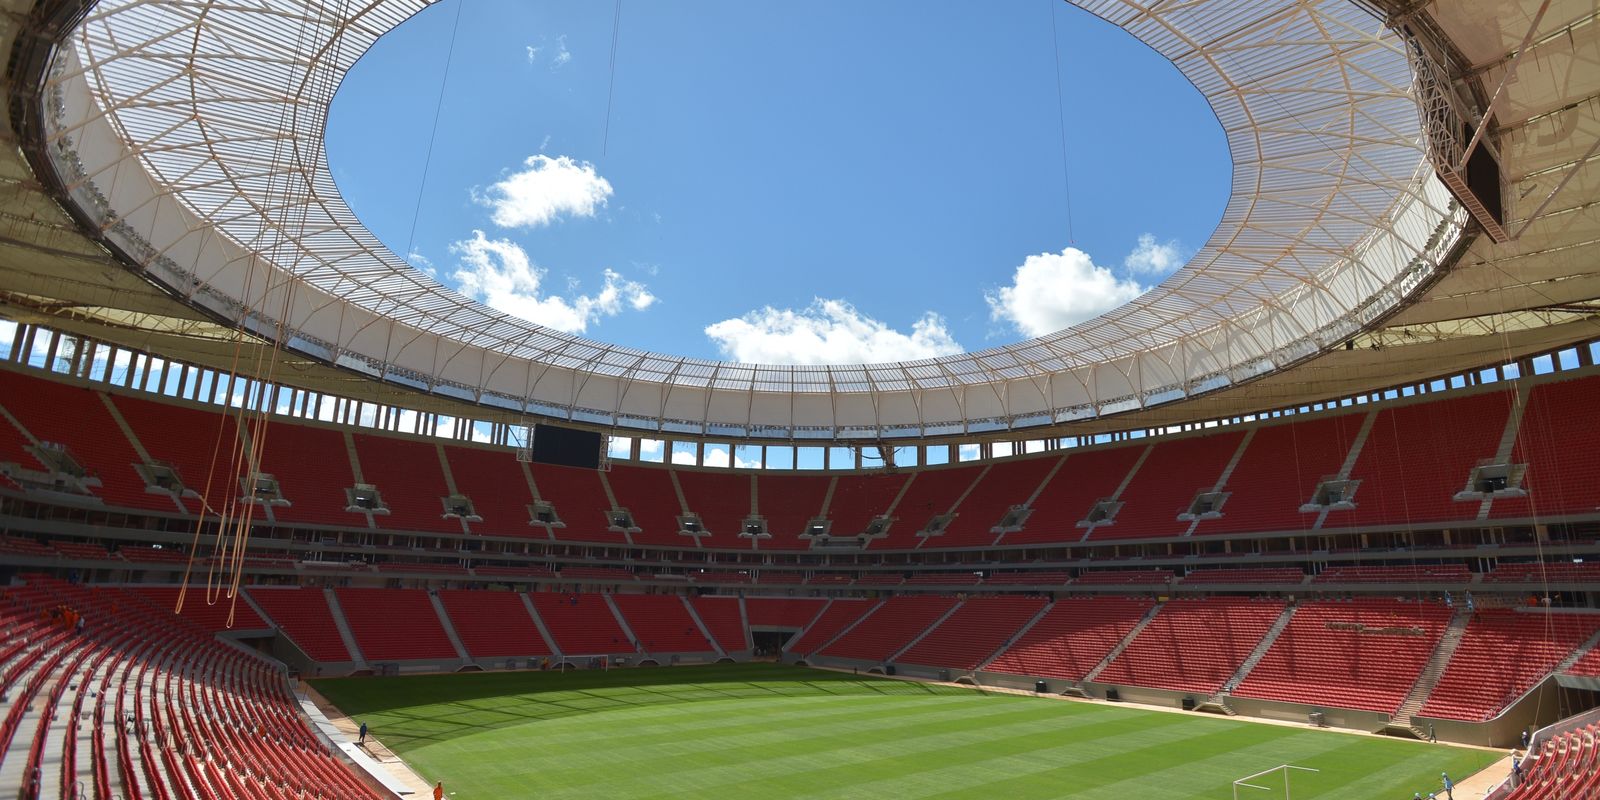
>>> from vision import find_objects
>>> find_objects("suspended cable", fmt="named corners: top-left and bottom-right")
top-left (1047, 0), bottom-right (1077, 245)
top-left (404, 0), bottom-right (467, 262)
top-left (602, 0), bottom-right (624, 157)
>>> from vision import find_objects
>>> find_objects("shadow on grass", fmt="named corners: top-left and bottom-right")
top-left (313, 663), bottom-right (975, 752)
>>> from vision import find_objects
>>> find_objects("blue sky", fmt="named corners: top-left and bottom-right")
top-left (325, 0), bottom-right (1228, 364)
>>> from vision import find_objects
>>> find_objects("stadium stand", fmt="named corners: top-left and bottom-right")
top-left (936, 456), bottom-right (1059, 547)
top-left (444, 445), bottom-right (537, 537)
top-left (1419, 610), bottom-right (1600, 721)
top-left (1234, 599), bottom-right (1453, 713)
top-left (1567, 647), bottom-right (1600, 677)
top-left (1495, 374), bottom-right (1600, 519)
top-left (528, 592), bottom-right (633, 655)
top-left (108, 393), bottom-right (242, 514)
top-left (825, 472), bottom-right (910, 539)
top-left (1094, 432), bottom-right (1244, 541)
top-left (610, 593), bottom-right (715, 653)
top-left (819, 595), bottom-right (959, 663)
top-left (1002, 446), bottom-right (1144, 545)
top-left (1180, 568), bottom-right (1306, 585)
top-left (253, 421), bottom-right (359, 526)
top-left (1502, 720), bottom-right (1599, 799)
top-left (1097, 597), bottom-right (1285, 694)
top-left (350, 433), bottom-right (460, 533)
top-left (690, 596), bottom-right (749, 652)
top-left (675, 469), bottom-right (750, 542)
top-left (1484, 562), bottom-right (1600, 584)
top-left (334, 588), bottom-right (459, 661)
top-left (528, 463), bottom-right (613, 542)
top-left (784, 599), bottom-right (878, 656)
top-left (985, 571), bottom-right (1072, 586)
top-left (875, 466), bottom-right (982, 549)
top-left (756, 473), bottom-right (831, 547)
top-left (126, 586), bottom-right (271, 632)
top-left (603, 464), bottom-right (690, 546)
top-left (2, 376), bottom-right (171, 511)
top-left (986, 597), bottom-right (1156, 681)
top-left (1075, 569), bottom-right (1173, 586)
top-left (1200, 414), bottom-right (1364, 534)
top-left (438, 589), bottom-right (552, 659)
top-left (246, 587), bottom-right (354, 662)
top-left (1313, 564), bottom-right (1472, 584)
top-left (0, 576), bottom-right (381, 800)
top-left (744, 597), bottom-right (827, 630)
top-left (1326, 390), bottom-right (1514, 527)
top-left (898, 595), bottom-right (1048, 670)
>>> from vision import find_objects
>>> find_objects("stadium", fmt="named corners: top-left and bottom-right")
top-left (0, 0), bottom-right (1597, 797)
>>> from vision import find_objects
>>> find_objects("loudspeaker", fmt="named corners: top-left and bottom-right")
top-left (1034, 680), bottom-right (1048, 694)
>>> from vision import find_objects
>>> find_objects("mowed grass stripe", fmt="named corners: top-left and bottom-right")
top-left (482, 696), bottom-right (1169, 795)
top-left (313, 664), bottom-right (1499, 800)
top-left (319, 668), bottom-right (968, 749)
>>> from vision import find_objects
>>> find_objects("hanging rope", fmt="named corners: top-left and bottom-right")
top-left (404, 0), bottom-right (467, 262)
top-left (602, 0), bottom-right (624, 157)
top-left (1047, 0), bottom-right (1077, 245)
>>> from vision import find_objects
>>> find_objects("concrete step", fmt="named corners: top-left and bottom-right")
top-left (1085, 602), bottom-right (1163, 683)
top-left (976, 600), bottom-right (1056, 672)
top-left (1395, 606), bottom-right (1472, 721)
top-left (1221, 603), bottom-right (1297, 694)
top-left (322, 588), bottom-right (367, 666)
top-left (428, 592), bottom-right (472, 662)
top-left (680, 597), bottom-right (725, 658)
top-left (887, 601), bottom-right (964, 664)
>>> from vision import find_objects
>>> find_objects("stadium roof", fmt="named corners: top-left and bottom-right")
top-left (1, 0), bottom-right (1596, 440)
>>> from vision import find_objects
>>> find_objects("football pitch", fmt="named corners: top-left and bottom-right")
top-left (312, 664), bottom-right (1497, 800)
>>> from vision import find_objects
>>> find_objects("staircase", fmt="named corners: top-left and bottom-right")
top-left (887, 601), bottom-right (964, 663)
top-left (1084, 602), bottom-right (1163, 682)
top-left (322, 588), bottom-right (366, 666)
top-left (519, 593), bottom-right (562, 658)
top-left (680, 596), bottom-right (725, 658)
top-left (1222, 604), bottom-right (1296, 694)
top-left (1200, 604), bottom-right (1297, 715)
top-left (601, 594), bottom-right (641, 653)
top-left (1387, 606), bottom-right (1471, 738)
top-left (976, 600), bottom-right (1056, 671)
top-left (428, 592), bottom-right (472, 662)
top-left (811, 599), bottom-right (886, 657)
top-left (1557, 626), bottom-right (1600, 674)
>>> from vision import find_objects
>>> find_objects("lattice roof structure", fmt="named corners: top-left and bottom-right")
top-left (1, 0), bottom-right (1594, 440)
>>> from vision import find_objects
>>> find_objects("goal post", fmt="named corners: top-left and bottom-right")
top-left (1233, 765), bottom-right (1320, 800)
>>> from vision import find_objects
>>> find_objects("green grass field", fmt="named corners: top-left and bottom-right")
top-left (313, 664), bottom-right (1496, 800)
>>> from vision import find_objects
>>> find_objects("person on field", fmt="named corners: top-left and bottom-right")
top-left (433, 781), bottom-right (445, 800)
top-left (1441, 771), bottom-right (1454, 800)
top-left (357, 721), bottom-right (367, 744)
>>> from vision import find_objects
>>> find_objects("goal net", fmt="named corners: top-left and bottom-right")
top-left (1233, 765), bottom-right (1320, 800)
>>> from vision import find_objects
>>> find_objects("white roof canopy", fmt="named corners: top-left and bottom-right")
top-left (38, 0), bottom-right (1464, 437)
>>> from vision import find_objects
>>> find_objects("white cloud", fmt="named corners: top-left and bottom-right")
top-left (551, 35), bottom-right (571, 68)
top-left (702, 446), bottom-right (761, 469)
top-left (1124, 234), bottom-right (1184, 275)
top-left (449, 230), bottom-right (654, 334)
top-left (670, 448), bottom-right (698, 465)
top-left (538, 133), bottom-right (551, 152)
top-left (525, 45), bottom-right (541, 64)
top-left (477, 155), bottom-right (613, 229)
top-left (986, 247), bottom-right (1147, 338)
top-left (405, 249), bottom-right (436, 277)
top-left (704, 299), bottom-right (963, 365)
